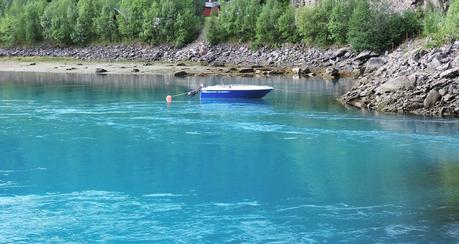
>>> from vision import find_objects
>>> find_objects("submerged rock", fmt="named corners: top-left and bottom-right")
top-left (95, 68), bottom-right (107, 74)
top-left (174, 71), bottom-right (188, 77)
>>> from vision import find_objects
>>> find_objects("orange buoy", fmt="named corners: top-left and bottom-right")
top-left (166, 95), bottom-right (173, 103)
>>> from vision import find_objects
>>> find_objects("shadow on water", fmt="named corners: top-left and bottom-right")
top-left (199, 98), bottom-right (270, 105)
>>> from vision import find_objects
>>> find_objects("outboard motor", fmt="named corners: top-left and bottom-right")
top-left (187, 84), bottom-right (204, 97)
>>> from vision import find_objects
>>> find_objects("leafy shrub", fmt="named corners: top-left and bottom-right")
top-left (141, 1), bottom-right (161, 43)
top-left (348, 1), bottom-right (395, 52)
top-left (328, 0), bottom-right (356, 44)
top-left (217, 0), bottom-right (261, 42)
top-left (94, 0), bottom-right (121, 42)
top-left (277, 5), bottom-right (299, 43)
top-left (387, 10), bottom-right (422, 47)
top-left (118, 0), bottom-right (150, 40)
top-left (41, 0), bottom-right (77, 45)
top-left (423, 9), bottom-right (444, 36)
top-left (206, 13), bottom-right (224, 45)
top-left (0, 1), bottom-right (6, 18)
top-left (72, 0), bottom-right (98, 44)
top-left (21, 1), bottom-right (46, 44)
top-left (141, 0), bottom-right (201, 47)
top-left (348, 1), bottom-right (422, 52)
top-left (297, 0), bottom-right (334, 46)
top-left (0, 15), bottom-right (15, 45)
top-left (441, 0), bottom-right (459, 40)
top-left (255, 0), bottom-right (283, 44)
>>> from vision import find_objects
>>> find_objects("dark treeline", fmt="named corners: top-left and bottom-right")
top-left (1, 0), bottom-right (459, 52)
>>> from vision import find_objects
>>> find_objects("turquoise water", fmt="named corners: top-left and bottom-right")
top-left (1, 72), bottom-right (459, 243)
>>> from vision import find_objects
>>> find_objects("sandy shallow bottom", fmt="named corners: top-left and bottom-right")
top-left (0, 59), bottom-right (227, 76)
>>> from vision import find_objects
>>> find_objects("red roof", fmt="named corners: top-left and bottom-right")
top-left (203, 6), bottom-right (220, 17)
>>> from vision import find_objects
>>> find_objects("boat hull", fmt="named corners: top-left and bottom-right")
top-left (200, 88), bottom-right (272, 99)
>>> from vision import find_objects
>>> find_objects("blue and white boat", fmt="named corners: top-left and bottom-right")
top-left (200, 85), bottom-right (273, 99)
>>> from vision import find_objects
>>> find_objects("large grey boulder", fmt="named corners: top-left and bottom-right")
top-left (376, 76), bottom-right (416, 94)
top-left (452, 55), bottom-right (459, 66)
top-left (440, 67), bottom-right (459, 79)
top-left (330, 47), bottom-right (350, 59)
top-left (428, 57), bottom-right (442, 70)
top-left (424, 89), bottom-right (441, 108)
top-left (365, 57), bottom-right (386, 73)
top-left (354, 50), bottom-right (378, 62)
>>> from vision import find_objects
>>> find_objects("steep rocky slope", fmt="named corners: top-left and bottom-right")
top-left (340, 40), bottom-right (459, 117)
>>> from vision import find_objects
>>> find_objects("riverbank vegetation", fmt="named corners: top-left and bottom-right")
top-left (0, 0), bottom-right (458, 52)
top-left (207, 0), bottom-right (422, 52)
top-left (0, 0), bottom-right (203, 47)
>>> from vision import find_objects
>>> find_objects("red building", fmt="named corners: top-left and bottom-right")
top-left (203, 0), bottom-right (220, 17)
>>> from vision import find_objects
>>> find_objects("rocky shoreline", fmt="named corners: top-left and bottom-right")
top-left (340, 40), bottom-right (459, 117)
top-left (0, 42), bottom-right (356, 75)
top-left (1, 40), bottom-right (458, 117)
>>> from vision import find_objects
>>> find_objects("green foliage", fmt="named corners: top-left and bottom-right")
top-left (252, 0), bottom-right (299, 45)
top-left (348, 0), bottom-right (379, 52)
top-left (328, 0), bottom-right (356, 44)
top-left (0, 0), bottom-right (445, 52)
top-left (23, 1), bottom-right (47, 44)
top-left (442, 0), bottom-right (459, 40)
top-left (206, 13), bottom-right (224, 45)
top-left (141, 1), bottom-right (161, 43)
top-left (94, 0), bottom-right (120, 42)
top-left (217, 0), bottom-right (261, 42)
top-left (174, 0), bottom-right (202, 47)
top-left (119, 0), bottom-right (150, 40)
top-left (388, 10), bottom-right (422, 45)
top-left (297, 0), bottom-right (334, 46)
top-left (277, 5), bottom-right (299, 43)
top-left (255, 0), bottom-right (283, 44)
top-left (0, 0), bottom-right (47, 45)
top-left (348, 1), bottom-right (422, 52)
top-left (0, 15), bottom-right (15, 44)
top-left (423, 9), bottom-right (444, 36)
top-left (0, 0), bottom-right (24, 45)
top-left (72, 0), bottom-right (98, 44)
top-left (141, 0), bottom-right (202, 47)
top-left (41, 0), bottom-right (77, 45)
top-left (0, 1), bottom-right (8, 18)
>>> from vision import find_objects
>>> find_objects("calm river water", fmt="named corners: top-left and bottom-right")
top-left (0, 72), bottom-right (459, 243)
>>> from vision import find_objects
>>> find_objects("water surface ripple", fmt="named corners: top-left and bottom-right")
top-left (0, 73), bottom-right (459, 243)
